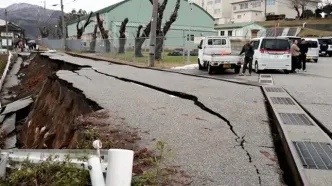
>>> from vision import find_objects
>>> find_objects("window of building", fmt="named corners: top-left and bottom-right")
top-left (215, 0), bottom-right (221, 3)
top-left (207, 0), bottom-right (213, 5)
top-left (252, 1), bottom-right (261, 8)
top-left (266, 0), bottom-right (275, 5)
top-left (187, 34), bottom-right (194, 41)
top-left (233, 5), bottom-right (237, 10)
top-left (214, 9), bottom-right (221, 14)
top-left (220, 31), bottom-right (225, 36)
top-left (237, 15), bottom-right (242, 19)
top-left (228, 30), bottom-right (233, 36)
top-left (240, 3), bottom-right (248, 9)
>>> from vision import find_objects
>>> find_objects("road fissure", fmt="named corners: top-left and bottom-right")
top-left (79, 67), bottom-right (262, 185)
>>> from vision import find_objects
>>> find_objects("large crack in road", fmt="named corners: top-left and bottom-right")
top-left (75, 67), bottom-right (263, 185)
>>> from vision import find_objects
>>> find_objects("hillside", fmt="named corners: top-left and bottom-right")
top-left (0, 3), bottom-right (62, 38)
top-left (257, 18), bottom-right (332, 32)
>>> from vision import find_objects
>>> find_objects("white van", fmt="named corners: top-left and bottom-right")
top-left (303, 38), bottom-right (319, 63)
top-left (250, 37), bottom-right (292, 73)
top-left (198, 36), bottom-right (243, 74)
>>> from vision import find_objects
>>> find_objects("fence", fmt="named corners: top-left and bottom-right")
top-left (39, 36), bottom-right (251, 66)
top-left (0, 52), bottom-right (13, 108)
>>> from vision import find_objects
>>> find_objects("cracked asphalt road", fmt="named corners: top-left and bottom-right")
top-left (43, 53), bottom-right (283, 185)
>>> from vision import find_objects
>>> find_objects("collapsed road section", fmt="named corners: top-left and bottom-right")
top-left (0, 52), bottom-right (284, 185)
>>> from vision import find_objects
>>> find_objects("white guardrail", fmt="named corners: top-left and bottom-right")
top-left (0, 140), bottom-right (134, 186)
top-left (0, 52), bottom-right (13, 108)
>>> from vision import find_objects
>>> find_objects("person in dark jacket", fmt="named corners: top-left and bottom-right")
top-left (298, 39), bottom-right (308, 72)
top-left (239, 40), bottom-right (254, 76)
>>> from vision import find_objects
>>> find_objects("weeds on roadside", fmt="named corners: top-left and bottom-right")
top-left (0, 155), bottom-right (89, 186)
top-left (132, 140), bottom-right (175, 186)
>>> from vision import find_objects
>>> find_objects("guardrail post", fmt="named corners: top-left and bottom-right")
top-left (105, 149), bottom-right (134, 186)
top-left (0, 153), bottom-right (9, 178)
top-left (88, 157), bottom-right (105, 186)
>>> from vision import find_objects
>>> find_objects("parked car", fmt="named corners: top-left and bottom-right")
top-left (318, 37), bottom-right (332, 57)
top-left (190, 49), bottom-right (198, 56)
top-left (303, 38), bottom-right (319, 63)
top-left (250, 37), bottom-right (291, 73)
top-left (197, 36), bottom-right (243, 74)
top-left (168, 48), bottom-right (184, 56)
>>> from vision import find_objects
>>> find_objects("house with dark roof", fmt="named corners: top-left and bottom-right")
top-left (0, 19), bottom-right (24, 49)
top-left (66, 0), bottom-right (217, 48)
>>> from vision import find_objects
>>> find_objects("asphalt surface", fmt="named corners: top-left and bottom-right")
top-left (272, 57), bottom-right (332, 132)
top-left (40, 53), bottom-right (283, 186)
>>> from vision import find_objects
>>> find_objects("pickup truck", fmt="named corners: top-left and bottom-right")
top-left (197, 36), bottom-right (243, 74)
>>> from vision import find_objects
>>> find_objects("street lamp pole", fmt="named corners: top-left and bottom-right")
top-left (60, 0), bottom-right (66, 49)
top-left (5, 9), bottom-right (9, 53)
top-left (148, 0), bottom-right (158, 67)
top-left (187, 1), bottom-right (193, 64)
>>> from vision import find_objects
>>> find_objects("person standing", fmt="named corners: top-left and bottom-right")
top-left (299, 39), bottom-right (308, 72)
top-left (239, 40), bottom-right (254, 76)
top-left (290, 40), bottom-right (300, 73)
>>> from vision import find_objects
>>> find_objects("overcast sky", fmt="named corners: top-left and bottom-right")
top-left (0, 0), bottom-right (123, 12)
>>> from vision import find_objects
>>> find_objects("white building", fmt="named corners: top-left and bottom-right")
top-left (192, 0), bottom-right (232, 24)
top-left (230, 0), bottom-right (319, 23)
top-left (214, 22), bottom-right (265, 39)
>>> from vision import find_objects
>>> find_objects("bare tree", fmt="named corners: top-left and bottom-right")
top-left (119, 18), bottom-right (129, 53)
top-left (96, 13), bottom-right (110, 52)
top-left (90, 24), bottom-right (98, 51)
top-left (135, 0), bottom-right (181, 59)
top-left (76, 12), bottom-right (94, 39)
top-left (289, 0), bottom-right (315, 19)
top-left (39, 27), bottom-right (49, 38)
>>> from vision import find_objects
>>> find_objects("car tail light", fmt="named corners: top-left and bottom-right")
top-left (259, 48), bottom-right (265, 53)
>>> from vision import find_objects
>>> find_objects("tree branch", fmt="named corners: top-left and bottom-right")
top-left (163, 0), bottom-right (180, 35)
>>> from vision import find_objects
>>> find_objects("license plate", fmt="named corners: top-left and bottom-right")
top-left (322, 51), bottom-right (326, 54)
top-left (306, 57), bottom-right (310, 59)
top-left (223, 64), bottom-right (231, 68)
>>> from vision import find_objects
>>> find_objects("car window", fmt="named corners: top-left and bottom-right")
top-left (261, 39), bottom-right (290, 50)
top-left (318, 39), bottom-right (332, 45)
top-left (306, 41), bottom-right (318, 48)
top-left (208, 39), bottom-right (226, 45)
top-left (251, 41), bottom-right (260, 49)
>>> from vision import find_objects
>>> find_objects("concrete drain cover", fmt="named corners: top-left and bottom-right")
top-left (293, 141), bottom-right (332, 170)
top-left (260, 80), bottom-right (273, 84)
top-left (265, 87), bottom-right (284, 93)
top-left (271, 97), bottom-right (295, 105)
top-left (279, 113), bottom-right (313, 126)
top-left (261, 75), bottom-right (272, 78)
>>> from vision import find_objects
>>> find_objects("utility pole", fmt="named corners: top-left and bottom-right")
top-left (60, 0), bottom-right (66, 50)
top-left (148, 0), bottom-right (158, 67)
top-left (5, 9), bottom-right (9, 53)
top-left (264, 0), bottom-right (267, 20)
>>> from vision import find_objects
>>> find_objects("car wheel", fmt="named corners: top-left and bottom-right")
top-left (208, 63), bottom-right (213, 74)
top-left (234, 66), bottom-right (241, 74)
top-left (198, 59), bottom-right (203, 70)
top-left (255, 63), bottom-right (260, 73)
top-left (314, 59), bottom-right (318, 63)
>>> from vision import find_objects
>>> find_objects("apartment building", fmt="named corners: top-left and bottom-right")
top-left (230, 0), bottom-right (318, 23)
top-left (192, 0), bottom-right (232, 24)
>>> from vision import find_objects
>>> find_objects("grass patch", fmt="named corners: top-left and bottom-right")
top-left (257, 18), bottom-right (332, 27)
top-left (0, 156), bottom-right (89, 186)
top-left (0, 54), bottom-right (8, 77)
top-left (97, 51), bottom-right (196, 68)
